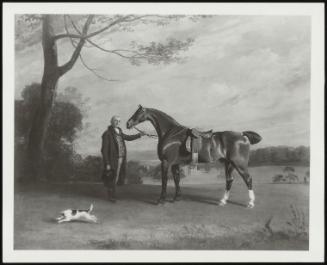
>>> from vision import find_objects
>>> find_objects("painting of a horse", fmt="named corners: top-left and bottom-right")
top-left (127, 105), bottom-right (262, 208)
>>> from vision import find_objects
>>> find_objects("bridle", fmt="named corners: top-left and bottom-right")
top-left (134, 126), bottom-right (158, 138)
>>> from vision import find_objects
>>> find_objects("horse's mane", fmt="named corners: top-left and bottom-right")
top-left (147, 108), bottom-right (183, 127)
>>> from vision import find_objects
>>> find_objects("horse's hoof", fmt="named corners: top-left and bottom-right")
top-left (219, 200), bottom-right (227, 206)
top-left (247, 203), bottom-right (255, 208)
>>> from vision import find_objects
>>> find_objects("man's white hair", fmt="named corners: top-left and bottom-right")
top-left (111, 115), bottom-right (120, 124)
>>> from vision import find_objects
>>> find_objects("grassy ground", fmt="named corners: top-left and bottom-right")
top-left (14, 166), bottom-right (309, 250)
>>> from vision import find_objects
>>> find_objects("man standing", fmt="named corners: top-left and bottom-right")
top-left (101, 115), bottom-right (144, 202)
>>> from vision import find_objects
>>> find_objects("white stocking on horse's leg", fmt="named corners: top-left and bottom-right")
top-left (235, 165), bottom-right (255, 208)
top-left (172, 165), bottom-right (181, 201)
top-left (220, 162), bottom-right (234, 206)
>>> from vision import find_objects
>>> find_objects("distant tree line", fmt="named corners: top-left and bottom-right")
top-left (249, 146), bottom-right (310, 166)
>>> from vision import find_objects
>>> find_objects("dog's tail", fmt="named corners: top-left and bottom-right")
top-left (88, 204), bottom-right (94, 213)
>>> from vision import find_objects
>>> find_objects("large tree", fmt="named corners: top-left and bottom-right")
top-left (16, 14), bottom-right (200, 180)
top-left (15, 84), bottom-right (85, 181)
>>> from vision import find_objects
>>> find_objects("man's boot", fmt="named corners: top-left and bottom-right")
top-left (107, 187), bottom-right (116, 203)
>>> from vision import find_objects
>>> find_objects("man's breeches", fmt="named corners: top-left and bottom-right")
top-left (114, 157), bottom-right (123, 184)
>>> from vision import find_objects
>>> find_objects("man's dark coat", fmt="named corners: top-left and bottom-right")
top-left (101, 125), bottom-right (141, 185)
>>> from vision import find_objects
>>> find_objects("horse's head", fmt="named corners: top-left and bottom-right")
top-left (126, 105), bottom-right (148, 129)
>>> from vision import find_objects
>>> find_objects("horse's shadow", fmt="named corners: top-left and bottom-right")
top-left (117, 185), bottom-right (221, 206)
top-left (43, 217), bottom-right (58, 224)
top-left (226, 200), bottom-right (248, 208)
top-left (181, 194), bottom-right (219, 206)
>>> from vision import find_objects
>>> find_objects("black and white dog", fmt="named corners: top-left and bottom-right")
top-left (56, 204), bottom-right (97, 223)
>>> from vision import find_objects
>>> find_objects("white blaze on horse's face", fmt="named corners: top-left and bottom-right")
top-left (127, 105), bottom-right (147, 129)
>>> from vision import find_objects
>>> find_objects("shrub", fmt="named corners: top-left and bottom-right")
top-left (304, 170), bottom-right (310, 184)
top-left (286, 173), bottom-right (299, 183)
top-left (149, 164), bottom-right (186, 180)
top-left (74, 155), bottom-right (102, 182)
top-left (283, 166), bottom-right (295, 173)
top-left (126, 160), bottom-right (145, 184)
top-left (15, 83), bottom-right (85, 182)
top-left (273, 174), bottom-right (284, 183)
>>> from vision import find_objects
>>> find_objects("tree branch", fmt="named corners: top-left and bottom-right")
top-left (53, 15), bottom-right (159, 41)
top-left (58, 15), bottom-right (94, 76)
top-left (53, 15), bottom-right (130, 41)
top-left (78, 54), bottom-right (120, 82)
top-left (67, 16), bottom-right (142, 59)
top-left (65, 15), bottom-right (92, 48)
top-left (63, 15), bottom-right (119, 82)
top-left (65, 15), bottom-right (193, 65)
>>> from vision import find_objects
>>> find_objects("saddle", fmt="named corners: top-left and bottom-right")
top-left (186, 128), bottom-right (213, 164)
top-left (188, 128), bottom-right (213, 139)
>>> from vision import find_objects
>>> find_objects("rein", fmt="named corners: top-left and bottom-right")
top-left (134, 126), bottom-right (158, 138)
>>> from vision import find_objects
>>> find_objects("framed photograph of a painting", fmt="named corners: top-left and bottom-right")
top-left (3, 2), bottom-right (325, 263)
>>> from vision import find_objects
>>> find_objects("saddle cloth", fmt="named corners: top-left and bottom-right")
top-left (186, 128), bottom-right (213, 164)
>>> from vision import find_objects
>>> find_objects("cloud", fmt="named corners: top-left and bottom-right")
top-left (15, 15), bottom-right (311, 154)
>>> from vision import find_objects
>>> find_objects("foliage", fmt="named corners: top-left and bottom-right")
top-left (71, 158), bottom-right (147, 184)
top-left (248, 205), bottom-right (308, 249)
top-left (126, 160), bottom-right (145, 184)
top-left (304, 170), bottom-right (310, 184)
top-left (273, 174), bottom-right (285, 183)
top-left (249, 146), bottom-right (310, 166)
top-left (73, 155), bottom-right (103, 182)
top-left (15, 83), bottom-right (85, 181)
top-left (272, 167), bottom-right (299, 183)
top-left (286, 204), bottom-right (308, 238)
top-left (283, 166), bottom-right (295, 172)
top-left (148, 164), bottom-right (186, 180)
top-left (16, 83), bottom-right (84, 143)
top-left (15, 14), bottom-right (201, 69)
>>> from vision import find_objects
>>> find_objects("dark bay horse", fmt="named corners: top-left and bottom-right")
top-left (127, 105), bottom-right (262, 208)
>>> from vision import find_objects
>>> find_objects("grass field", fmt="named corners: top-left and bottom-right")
top-left (14, 166), bottom-right (309, 250)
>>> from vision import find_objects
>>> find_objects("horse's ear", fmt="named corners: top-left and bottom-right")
top-left (138, 104), bottom-right (144, 110)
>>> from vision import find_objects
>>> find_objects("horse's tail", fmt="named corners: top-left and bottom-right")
top-left (242, 131), bottom-right (262, 145)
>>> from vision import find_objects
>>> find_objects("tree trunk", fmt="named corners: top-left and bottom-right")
top-left (24, 15), bottom-right (92, 181)
top-left (26, 15), bottom-right (59, 180)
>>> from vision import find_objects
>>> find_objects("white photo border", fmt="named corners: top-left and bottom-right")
top-left (3, 2), bottom-right (325, 262)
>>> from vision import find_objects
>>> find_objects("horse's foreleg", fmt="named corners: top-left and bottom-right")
top-left (158, 160), bottom-right (169, 204)
top-left (219, 161), bottom-right (234, 206)
top-left (172, 165), bottom-right (181, 201)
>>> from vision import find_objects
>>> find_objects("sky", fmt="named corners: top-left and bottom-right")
top-left (15, 15), bottom-right (311, 156)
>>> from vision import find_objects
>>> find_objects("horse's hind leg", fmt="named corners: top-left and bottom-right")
top-left (172, 164), bottom-right (181, 201)
top-left (219, 160), bottom-right (234, 206)
top-left (233, 164), bottom-right (255, 208)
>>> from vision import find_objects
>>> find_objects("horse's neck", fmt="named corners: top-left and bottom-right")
top-left (146, 109), bottom-right (179, 139)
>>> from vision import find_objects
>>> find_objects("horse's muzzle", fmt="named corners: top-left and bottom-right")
top-left (126, 120), bottom-right (133, 129)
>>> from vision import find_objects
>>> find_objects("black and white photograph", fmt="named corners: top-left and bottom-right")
top-left (3, 2), bottom-right (325, 263)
